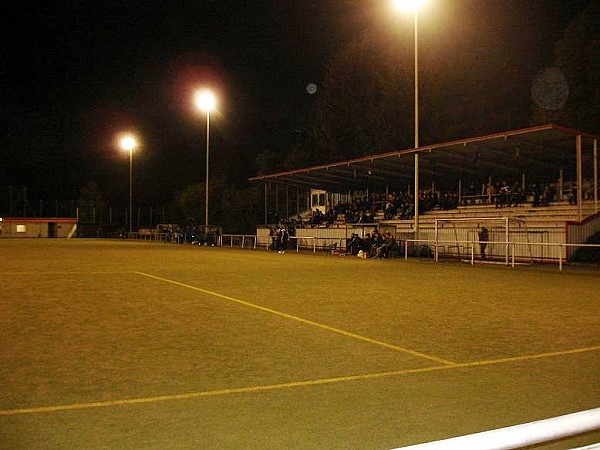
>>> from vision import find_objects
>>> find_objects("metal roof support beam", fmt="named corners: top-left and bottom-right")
top-left (248, 125), bottom-right (600, 207)
top-left (431, 151), bottom-right (522, 176)
top-left (510, 134), bottom-right (578, 154)
top-left (356, 166), bottom-right (414, 180)
top-left (366, 158), bottom-right (413, 173)
top-left (417, 158), bottom-right (483, 179)
top-left (286, 174), bottom-right (348, 189)
top-left (318, 169), bottom-right (370, 183)
top-left (364, 158), bottom-right (439, 179)
top-left (466, 141), bottom-right (560, 169)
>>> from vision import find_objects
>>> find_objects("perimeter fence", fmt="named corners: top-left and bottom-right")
top-left (404, 239), bottom-right (600, 271)
top-left (112, 232), bottom-right (599, 271)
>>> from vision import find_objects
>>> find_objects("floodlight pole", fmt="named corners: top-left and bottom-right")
top-left (129, 147), bottom-right (133, 233)
top-left (205, 109), bottom-right (210, 228)
top-left (193, 89), bottom-right (216, 229)
top-left (413, 9), bottom-right (420, 238)
top-left (119, 135), bottom-right (137, 233)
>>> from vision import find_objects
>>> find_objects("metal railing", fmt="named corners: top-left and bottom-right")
top-left (123, 231), bottom-right (183, 243)
top-left (221, 234), bottom-right (257, 249)
top-left (393, 407), bottom-right (600, 450)
top-left (404, 239), bottom-right (600, 271)
top-left (261, 235), bottom-right (346, 254)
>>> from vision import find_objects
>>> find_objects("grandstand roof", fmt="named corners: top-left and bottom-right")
top-left (249, 124), bottom-right (600, 191)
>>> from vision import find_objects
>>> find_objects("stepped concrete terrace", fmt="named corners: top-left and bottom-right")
top-left (382, 200), bottom-right (598, 231)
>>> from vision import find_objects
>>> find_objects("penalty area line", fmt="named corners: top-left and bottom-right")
top-left (0, 271), bottom-right (134, 276)
top-left (133, 271), bottom-right (456, 366)
top-left (2, 344), bottom-right (599, 417)
top-left (0, 365), bottom-right (449, 416)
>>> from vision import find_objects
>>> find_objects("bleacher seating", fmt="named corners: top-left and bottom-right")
top-left (383, 200), bottom-right (598, 231)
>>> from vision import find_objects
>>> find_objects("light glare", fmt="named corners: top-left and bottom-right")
top-left (120, 135), bottom-right (137, 152)
top-left (393, 0), bottom-right (427, 12)
top-left (194, 89), bottom-right (216, 112)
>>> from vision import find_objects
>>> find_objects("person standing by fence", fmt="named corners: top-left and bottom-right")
top-left (478, 226), bottom-right (489, 260)
top-left (277, 227), bottom-right (289, 253)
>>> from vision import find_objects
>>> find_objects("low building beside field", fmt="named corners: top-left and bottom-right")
top-left (0, 217), bottom-right (78, 238)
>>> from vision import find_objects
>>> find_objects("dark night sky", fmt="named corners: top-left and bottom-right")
top-left (0, 0), bottom-right (592, 205)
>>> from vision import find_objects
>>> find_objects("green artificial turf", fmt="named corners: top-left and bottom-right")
top-left (0, 239), bottom-right (599, 449)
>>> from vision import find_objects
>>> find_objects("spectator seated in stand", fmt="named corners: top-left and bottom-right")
top-left (540, 184), bottom-right (555, 206)
top-left (495, 181), bottom-right (510, 208)
top-left (324, 207), bottom-right (337, 225)
top-left (507, 183), bottom-right (524, 207)
top-left (374, 232), bottom-right (396, 258)
top-left (309, 209), bottom-right (325, 227)
top-left (439, 192), bottom-right (459, 210)
top-left (485, 182), bottom-right (496, 204)
top-left (346, 233), bottom-right (363, 255)
top-left (369, 231), bottom-right (384, 258)
top-left (323, 177), bottom-right (575, 222)
top-left (362, 233), bottom-right (373, 257)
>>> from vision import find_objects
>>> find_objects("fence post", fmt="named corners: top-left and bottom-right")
top-left (559, 247), bottom-right (563, 271)
top-left (470, 242), bottom-right (474, 265)
top-left (511, 242), bottom-right (515, 268)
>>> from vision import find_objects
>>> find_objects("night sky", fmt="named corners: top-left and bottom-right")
top-left (1, 0), bottom-right (592, 205)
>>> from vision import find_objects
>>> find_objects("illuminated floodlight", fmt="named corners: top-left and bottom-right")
top-left (118, 132), bottom-right (139, 233)
top-left (194, 89), bottom-right (216, 112)
top-left (393, 0), bottom-right (427, 12)
top-left (192, 88), bottom-right (217, 227)
top-left (120, 134), bottom-right (138, 152)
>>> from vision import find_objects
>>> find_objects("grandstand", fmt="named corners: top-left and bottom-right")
top-left (250, 124), bottom-right (600, 264)
top-left (387, 199), bottom-right (599, 263)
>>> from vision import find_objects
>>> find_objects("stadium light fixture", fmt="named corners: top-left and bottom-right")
top-left (119, 134), bottom-right (138, 233)
top-left (193, 89), bottom-right (217, 228)
top-left (393, 0), bottom-right (427, 12)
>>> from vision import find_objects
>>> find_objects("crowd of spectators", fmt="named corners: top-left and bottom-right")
top-left (463, 178), bottom-right (596, 208)
top-left (305, 190), bottom-right (461, 227)
top-left (347, 230), bottom-right (399, 259)
top-left (177, 225), bottom-right (221, 245)
top-left (461, 180), bottom-right (563, 208)
top-left (265, 177), bottom-right (593, 259)
top-left (272, 178), bottom-right (588, 231)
